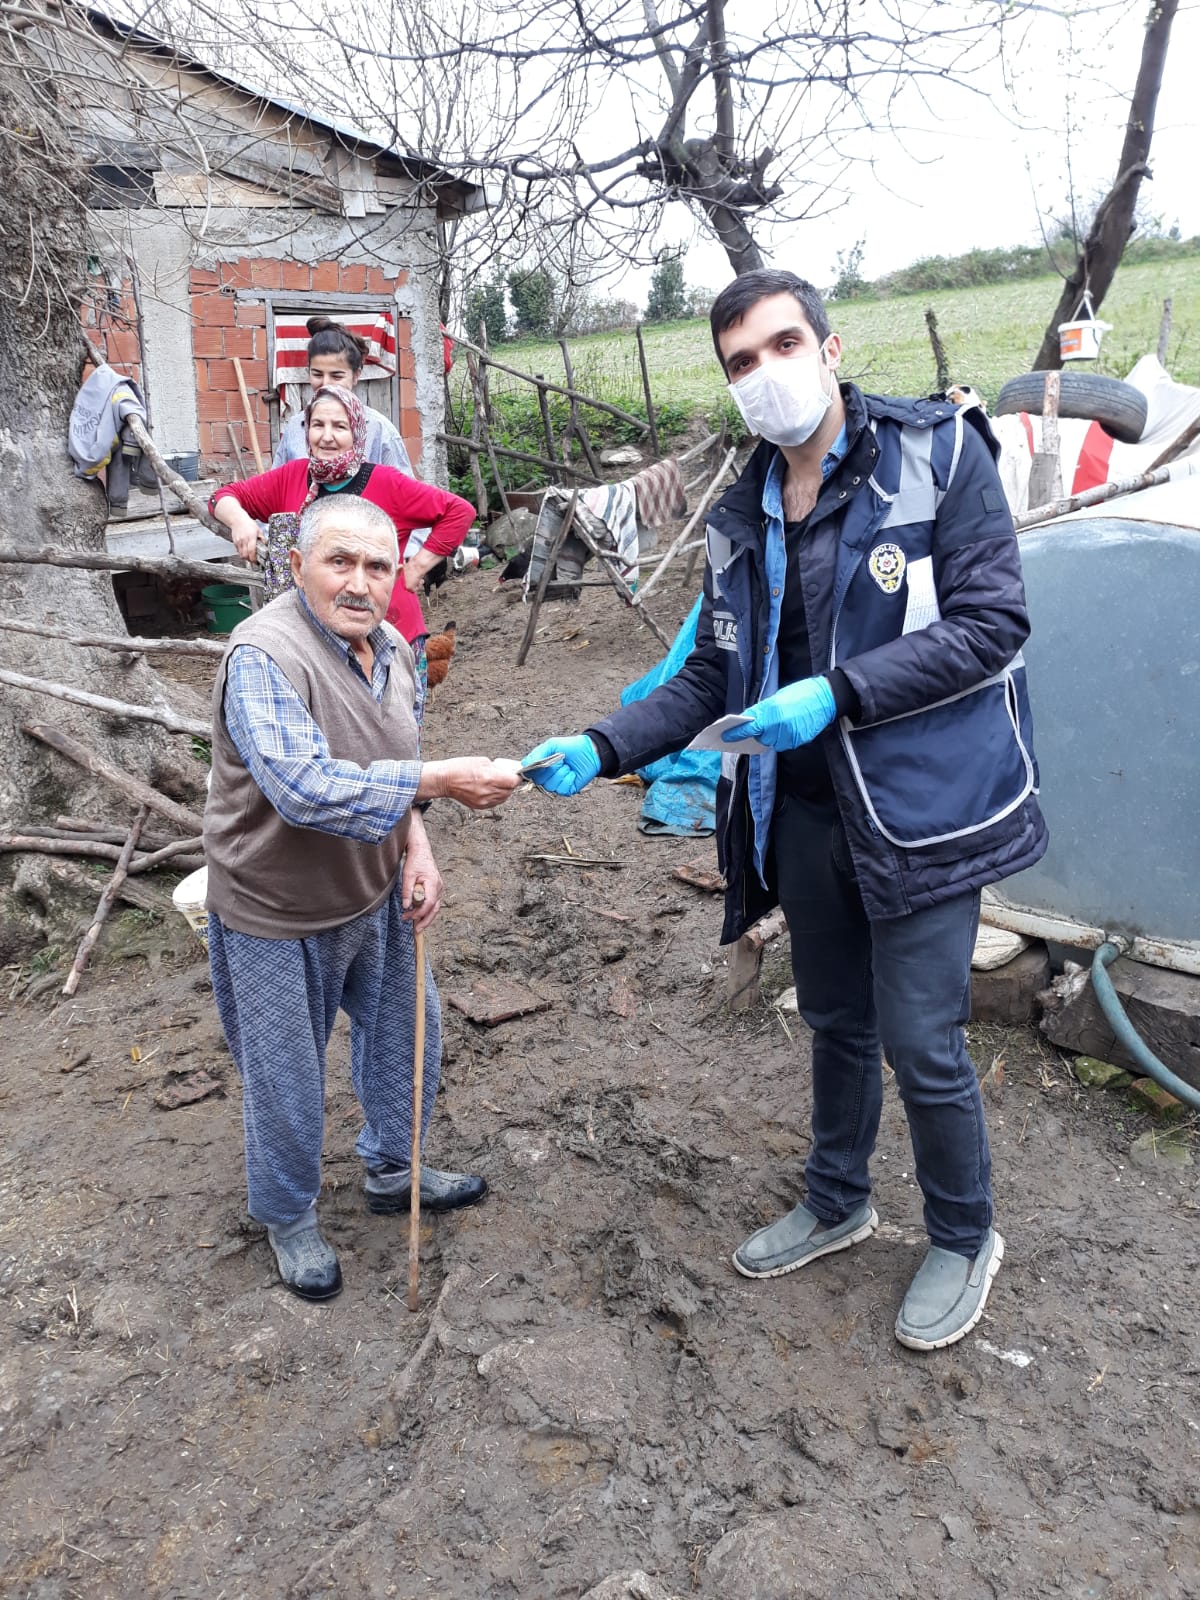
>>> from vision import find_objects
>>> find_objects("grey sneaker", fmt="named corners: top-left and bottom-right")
top-left (732, 1199), bottom-right (878, 1280)
top-left (895, 1228), bottom-right (1005, 1351)
top-left (364, 1164), bottom-right (487, 1215)
top-left (266, 1210), bottom-right (342, 1302)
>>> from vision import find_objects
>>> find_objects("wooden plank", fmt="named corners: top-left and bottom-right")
top-left (1040, 955), bottom-right (1200, 1092)
top-left (443, 979), bottom-right (551, 1027)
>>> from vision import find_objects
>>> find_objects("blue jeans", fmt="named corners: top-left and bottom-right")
top-left (773, 793), bottom-right (992, 1256)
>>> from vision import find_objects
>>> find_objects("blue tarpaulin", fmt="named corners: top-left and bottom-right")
top-left (619, 596), bottom-right (719, 837)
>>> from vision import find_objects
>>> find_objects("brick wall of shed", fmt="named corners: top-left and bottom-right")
top-left (189, 258), bottom-right (419, 480)
top-left (80, 280), bottom-right (144, 392)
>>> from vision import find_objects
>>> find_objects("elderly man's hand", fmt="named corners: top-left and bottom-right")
top-left (417, 757), bottom-right (522, 810)
top-left (402, 822), bottom-right (444, 932)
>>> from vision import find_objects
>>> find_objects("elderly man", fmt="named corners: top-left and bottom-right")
top-left (204, 494), bottom-right (520, 1301)
top-left (524, 270), bottom-right (1047, 1352)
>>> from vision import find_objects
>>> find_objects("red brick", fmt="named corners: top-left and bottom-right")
top-left (190, 267), bottom-right (220, 291)
top-left (402, 433), bottom-right (422, 465)
top-left (219, 259), bottom-right (253, 290)
top-left (250, 257), bottom-right (283, 289)
top-left (366, 267), bottom-right (390, 295)
top-left (396, 348), bottom-right (416, 380)
top-left (312, 261), bottom-right (339, 292)
top-left (104, 328), bottom-right (141, 364)
top-left (196, 422), bottom-right (219, 455)
top-left (197, 390), bottom-right (232, 422)
top-left (340, 263), bottom-right (368, 292)
top-left (200, 293), bottom-right (236, 328)
top-left (189, 325), bottom-right (222, 359)
top-left (281, 260), bottom-right (312, 291)
top-left (394, 270), bottom-right (409, 287)
top-left (223, 326), bottom-right (256, 359)
top-left (206, 359), bottom-right (238, 391)
top-left (236, 302), bottom-right (267, 328)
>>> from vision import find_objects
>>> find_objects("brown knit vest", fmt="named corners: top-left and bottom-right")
top-left (204, 590), bottom-right (419, 937)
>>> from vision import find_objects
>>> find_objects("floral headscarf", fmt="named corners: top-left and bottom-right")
top-left (302, 385), bottom-right (368, 508)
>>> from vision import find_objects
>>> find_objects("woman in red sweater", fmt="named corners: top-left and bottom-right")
top-left (210, 387), bottom-right (473, 657)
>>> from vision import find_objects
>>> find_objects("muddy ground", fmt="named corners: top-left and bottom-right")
top-left (1, 564), bottom-right (1197, 1600)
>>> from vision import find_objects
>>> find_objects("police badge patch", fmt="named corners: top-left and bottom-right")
top-left (867, 542), bottom-right (906, 595)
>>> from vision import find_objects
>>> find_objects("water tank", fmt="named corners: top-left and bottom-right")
top-left (987, 491), bottom-right (1200, 973)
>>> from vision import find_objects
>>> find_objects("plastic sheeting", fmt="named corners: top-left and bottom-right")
top-left (619, 596), bottom-right (720, 837)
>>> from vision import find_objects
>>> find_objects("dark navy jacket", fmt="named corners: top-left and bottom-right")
top-left (590, 384), bottom-right (1049, 942)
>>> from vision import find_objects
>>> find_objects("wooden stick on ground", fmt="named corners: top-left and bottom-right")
top-left (567, 519), bottom-right (672, 650)
top-left (127, 835), bottom-right (205, 874)
top-left (517, 491), bottom-right (578, 667)
top-left (0, 667), bottom-right (209, 738)
top-left (0, 544), bottom-right (260, 589)
top-left (62, 806), bottom-right (150, 996)
top-left (232, 358), bottom-right (266, 474)
top-left (226, 421), bottom-right (249, 478)
top-left (407, 884), bottom-right (428, 1314)
top-left (23, 722), bottom-right (206, 835)
top-left (636, 447), bottom-right (736, 601)
top-left (0, 617), bottom-right (226, 657)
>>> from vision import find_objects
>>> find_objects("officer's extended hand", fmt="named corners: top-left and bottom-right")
top-left (521, 736), bottom-right (601, 796)
top-left (722, 676), bottom-right (837, 752)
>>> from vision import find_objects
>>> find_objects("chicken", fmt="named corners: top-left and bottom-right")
top-left (424, 620), bottom-right (457, 691)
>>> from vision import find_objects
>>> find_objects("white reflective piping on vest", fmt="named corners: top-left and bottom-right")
top-left (837, 668), bottom-right (1036, 848)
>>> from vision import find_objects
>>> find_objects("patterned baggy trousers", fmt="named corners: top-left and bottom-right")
top-left (208, 882), bottom-right (442, 1226)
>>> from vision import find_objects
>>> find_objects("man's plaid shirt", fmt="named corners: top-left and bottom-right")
top-left (222, 594), bottom-right (424, 845)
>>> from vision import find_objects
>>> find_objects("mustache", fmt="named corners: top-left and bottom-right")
top-left (333, 594), bottom-right (375, 612)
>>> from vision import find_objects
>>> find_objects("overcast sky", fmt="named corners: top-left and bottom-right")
top-left (630, 0), bottom-right (1200, 298)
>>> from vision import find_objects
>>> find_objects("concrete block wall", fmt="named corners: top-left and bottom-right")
top-left (189, 257), bottom-right (418, 480)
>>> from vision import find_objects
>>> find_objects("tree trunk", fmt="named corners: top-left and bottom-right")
top-left (1032, 0), bottom-right (1180, 371)
top-left (0, 61), bottom-right (207, 961)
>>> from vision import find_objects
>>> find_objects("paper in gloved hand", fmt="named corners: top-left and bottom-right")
top-left (686, 714), bottom-right (770, 756)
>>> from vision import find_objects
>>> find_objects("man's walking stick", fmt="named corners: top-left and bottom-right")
top-left (407, 884), bottom-right (427, 1313)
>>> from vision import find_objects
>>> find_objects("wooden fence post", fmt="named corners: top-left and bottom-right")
top-left (534, 376), bottom-right (562, 482)
top-left (635, 324), bottom-right (660, 457)
top-left (559, 338), bottom-right (602, 477)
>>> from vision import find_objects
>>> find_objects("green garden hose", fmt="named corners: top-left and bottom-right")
top-left (1091, 941), bottom-right (1200, 1113)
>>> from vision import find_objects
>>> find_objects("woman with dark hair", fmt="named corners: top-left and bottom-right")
top-left (273, 316), bottom-right (414, 474)
top-left (211, 386), bottom-right (470, 677)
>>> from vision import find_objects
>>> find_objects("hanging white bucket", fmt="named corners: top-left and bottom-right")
top-left (1058, 318), bottom-right (1112, 360)
top-left (1058, 291), bottom-right (1111, 361)
top-left (172, 865), bottom-right (209, 950)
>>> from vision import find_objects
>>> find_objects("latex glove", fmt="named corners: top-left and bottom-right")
top-left (722, 675), bottom-right (837, 752)
top-left (521, 736), bottom-right (601, 796)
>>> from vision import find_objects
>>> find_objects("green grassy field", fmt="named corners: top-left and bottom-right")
top-left (495, 257), bottom-right (1200, 429)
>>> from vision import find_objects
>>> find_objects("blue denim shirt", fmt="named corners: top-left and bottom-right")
top-left (748, 425), bottom-right (848, 880)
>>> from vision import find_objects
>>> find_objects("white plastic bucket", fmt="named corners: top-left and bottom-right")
top-left (451, 544), bottom-right (481, 573)
top-left (172, 865), bottom-right (209, 950)
top-left (1058, 319), bottom-right (1111, 361)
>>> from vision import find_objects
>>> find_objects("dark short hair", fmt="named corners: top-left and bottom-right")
top-left (709, 270), bottom-right (832, 369)
top-left (305, 315), bottom-right (368, 374)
